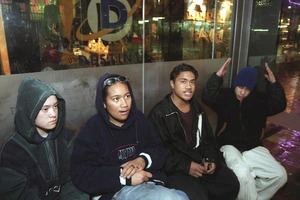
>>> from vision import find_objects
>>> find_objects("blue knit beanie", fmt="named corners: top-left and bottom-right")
top-left (233, 67), bottom-right (257, 91)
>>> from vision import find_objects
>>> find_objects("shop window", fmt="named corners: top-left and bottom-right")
top-left (0, 0), bottom-right (234, 75)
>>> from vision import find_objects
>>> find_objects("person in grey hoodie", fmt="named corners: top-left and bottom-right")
top-left (0, 77), bottom-right (88, 200)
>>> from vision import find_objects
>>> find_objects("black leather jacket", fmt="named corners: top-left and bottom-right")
top-left (148, 94), bottom-right (220, 176)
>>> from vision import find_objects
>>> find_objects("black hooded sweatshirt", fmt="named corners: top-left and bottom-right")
top-left (0, 77), bottom-right (87, 200)
top-left (71, 73), bottom-right (167, 199)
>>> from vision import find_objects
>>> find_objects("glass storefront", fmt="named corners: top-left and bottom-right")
top-left (248, 0), bottom-right (300, 74)
top-left (0, 0), bottom-right (234, 75)
top-left (277, 0), bottom-right (300, 65)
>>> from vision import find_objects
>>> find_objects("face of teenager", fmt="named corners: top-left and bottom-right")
top-left (104, 82), bottom-right (132, 127)
top-left (35, 95), bottom-right (58, 138)
top-left (235, 86), bottom-right (251, 101)
top-left (170, 71), bottom-right (196, 103)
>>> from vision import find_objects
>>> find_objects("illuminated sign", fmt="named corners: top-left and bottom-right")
top-left (76, 0), bottom-right (141, 42)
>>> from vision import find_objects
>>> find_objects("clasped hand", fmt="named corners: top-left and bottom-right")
top-left (120, 157), bottom-right (152, 186)
top-left (189, 161), bottom-right (216, 178)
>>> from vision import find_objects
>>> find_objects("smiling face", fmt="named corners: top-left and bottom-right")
top-left (235, 86), bottom-right (251, 101)
top-left (170, 71), bottom-right (196, 104)
top-left (35, 95), bottom-right (58, 138)
top-left (104, 82), bottom-right (132, 127)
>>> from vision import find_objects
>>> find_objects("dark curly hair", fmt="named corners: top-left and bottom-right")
top-left (170, 63), bottom-right (198, 81)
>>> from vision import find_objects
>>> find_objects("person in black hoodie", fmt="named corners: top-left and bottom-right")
top-left (202, 58), bottom-right (287, 199)
top-left (0, 77), bottom-right (88, 200)
top-left (148, 63), bottom-right (239, 200)
top-left (71, 73), bottom-right (188, 200)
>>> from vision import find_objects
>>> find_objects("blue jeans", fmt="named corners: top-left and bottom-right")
top-left (112, 182), bottom-right (188, 200)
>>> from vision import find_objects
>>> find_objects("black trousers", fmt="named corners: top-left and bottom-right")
top-left (167, 164), bottom-right (240, 200)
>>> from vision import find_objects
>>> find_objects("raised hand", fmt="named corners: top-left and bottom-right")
top-left (264, 62), bottom-right (276, 84)
top-left (216, 58), bottom-right (232, 77)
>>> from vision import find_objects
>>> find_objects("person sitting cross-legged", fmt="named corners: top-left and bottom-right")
top-left (202, 58), bottom-right (288, 200)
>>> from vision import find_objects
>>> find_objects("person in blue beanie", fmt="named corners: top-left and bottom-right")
top-left (202, 58), bottom-right (288, 200)
top-left (71, 73), bottom-right (188, 200)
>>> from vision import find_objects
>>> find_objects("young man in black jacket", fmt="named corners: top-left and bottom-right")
top-left (149, 63), bottom-right (239, 200)
top-left (202, 58), bottom-right (287, 200)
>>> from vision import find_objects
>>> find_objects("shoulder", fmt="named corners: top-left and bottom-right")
top-left (149, 97), bottom-right (171, 117)
top-left (135, 110), bottom-right (149, 122)
top-left (250, 90), bottom-right (268, 100)
top-left (57, 128), bottom-right (76, 147)
top-left (77, 114), bottom-right (105, 139)
top-left (1, 135), bottom-right (26, 155)
top-left (218, 88), bottom-right (234, 98)
top-left (0, 134), bottom-right (34, 168)
top-left (83, 114), bottom-right (105, 131)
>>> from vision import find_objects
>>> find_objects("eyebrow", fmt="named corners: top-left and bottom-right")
top-left (109, 92), bottom-right (130, 98)
top-left (42, 101), bottom-right (58, 107)
top-left (179, 78), bottom-right (195, 81)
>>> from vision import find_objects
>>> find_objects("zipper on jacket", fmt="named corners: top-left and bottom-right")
top-left (239, 101), bottom-right (245, 135)
top-left (44, 141), bottom-right (58, 179)
top-left (166, 111), bottom-right (188, 143)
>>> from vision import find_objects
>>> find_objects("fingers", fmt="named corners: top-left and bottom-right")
top-left (225, 57), bottom-right (232, 65)
top-left (192, 171), bottom-right (203, 178)
top-left (206, 163), bottom-right (216, 174)
top-left (264, 62), bottom-right (276, 83)
top-left (131, 170), bottom-right (153, 186)
top-left (189, 162), bottom-right (206, 178)
top-left (217, 58), bottom-right (231, 77)
top-left (144, 171), bottom-right (153, 179)
top-left (265, 62), bottom-right (271, 72)
top-left (222, 58), bottom-right (231, 70)
top-left (121, 164), bottom-right (138, 178)
top-left (121, 158), bottom-right (145, 171)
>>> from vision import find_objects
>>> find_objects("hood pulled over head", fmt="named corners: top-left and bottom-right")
top-left (95, 73), bottom-right (137, 127)
top-left (14, 77), bottom-right (65, 143)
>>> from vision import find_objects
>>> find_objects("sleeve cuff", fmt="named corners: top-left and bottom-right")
top-left (120, 168), bottom-right (126, 185)
top-left (139, 153), bottom-right (152, 169)
top-left (119, 168), bottom-right (132, 185)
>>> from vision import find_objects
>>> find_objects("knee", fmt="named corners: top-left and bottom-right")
top-left (220, 145), bottom-right (241, 167)
top-left (233, 165), bottom-right (253, 185)
top-left (162, 188), bottom-right (189, 200)
top-left (276, 165), bottom-right (288, 187)
top-left (173, 190), bottom-right (189, 200)
top-left (220, 145), bottom-right (239, 154)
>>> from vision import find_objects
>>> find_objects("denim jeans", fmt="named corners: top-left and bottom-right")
top-left (112, 182), bottom-right (188, 200)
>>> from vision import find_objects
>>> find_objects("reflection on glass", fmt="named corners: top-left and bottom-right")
top-left (0, 0), bottom-right (233, 75)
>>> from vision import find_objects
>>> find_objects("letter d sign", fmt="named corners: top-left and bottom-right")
top-left (88, 0), bottom-right (132, 42)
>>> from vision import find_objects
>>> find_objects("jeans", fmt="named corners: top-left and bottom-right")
top-left (112, 182), bottom-right (188, 200)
